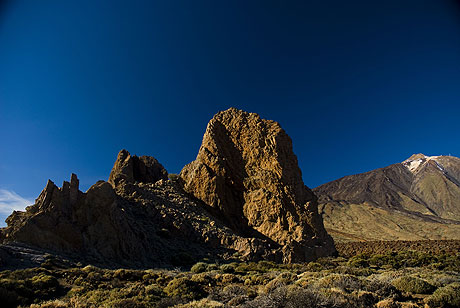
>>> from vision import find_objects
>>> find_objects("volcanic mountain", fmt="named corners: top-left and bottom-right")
top-left (0, 108), bottom-right (335, 268)
top-left (314, 154), bottom-right (460, 242)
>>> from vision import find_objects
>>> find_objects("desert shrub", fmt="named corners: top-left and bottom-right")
top-left (144, 284), bottom-right (165, 297)
top-left (353, 290), bottom-right (378, 307)
top-left (142, 271), bottom-right (159, 283)
top-left (305, 262), bottom-right (323, 272)
top-left (257, 260), bottom-right (278, 271)
top-left (234, 262), bottom-right (266, 273)
top-left (101, 297), bottom-right (147, 308)
top-left (31, 274), bottom-right (59, 293)
top-left (205, 263), bottom-right (218, 271)
top-left (417, 271), bottom-right (459, 288)
top-left (112, 269), bottom-right (144, 281)
top-left (0, 272), bottom-right (62, 307)
top-left (209, 284), bottom-right (248, 304)
top-left (368, 254), bottom-right (392, 267)
top-left (347, 256), bottom-right (369, 268)
top-left (315, 273), bottom-right (364, 293)
top-left (219, 263), bottom-right (236, 273)
top-left (191, 262), bottom-right (208, 274)
top-left (243, 274), bottom-right (270, 286)
top-left (424, 282), bottom-right (460, 308)
top-left (163, 277), bottom-right (206, 300)
top-left (220, 273), bottom-right (240, 284)
top-left (264, 272), bottom-right (297, 293)
top-left (190, 273), bottom-right (212, 285)
top-left (29, 299), bottom-right (68, 307)
top-left (242, 285), bottom-right (337, 308)
top-left (391, 276), bottom-right (435, 294)
top-left (174, 298), bottom-right (224, 307)
top-left (364, 278), bottom-right (400, 299)
top-left (155, 296), bottom-right (185, 308)
top-left (333, 264), bottom-right (374, 276)
top-left (375, 299), bottom-right (400, 308)
top-left (82, 265), bottom-right (101, 274)
top-left (234, 260), bottom-right (296, 274)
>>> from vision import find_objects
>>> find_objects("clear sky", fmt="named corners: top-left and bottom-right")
top-left (1, 0), bottom-right (460, 224)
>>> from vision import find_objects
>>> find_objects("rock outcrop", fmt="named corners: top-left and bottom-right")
top-left (181, 108), bottom-right (335, 262)
top-left (108, 149), bottom-right (168, 186)
top-left (1, 109), bottom-right (337, 267)
top-left (1, 169), bottom-right (237, 267)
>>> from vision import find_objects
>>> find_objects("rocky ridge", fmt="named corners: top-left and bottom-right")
top-left (315, 154), bottom-right (460, 242)
top-left (1, 108), bottom-right (336, 267)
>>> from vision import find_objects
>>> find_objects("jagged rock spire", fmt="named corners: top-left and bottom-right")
top-left (108, 149), bottom-right (168, 186)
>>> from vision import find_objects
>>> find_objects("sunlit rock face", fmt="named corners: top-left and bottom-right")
top-left (181, 108), bottom-right (336, 262)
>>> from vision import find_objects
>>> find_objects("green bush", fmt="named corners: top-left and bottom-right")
top-left (220, 264), bottom-right (236, 274)
top-left (164, 277), bottom-right (206, 300)
top-left (191, 262), bottom-right (208, 274)
top-left (425, 282), bottom-right (460, 308)
top-left (316, 274), bottom-right (364, 293)
top-left (305, 262), bottom-right (323, 272)
top-left (392, 276), bottom-right (435, 294)
top-left (206, 264), bottom-right (218, 271)
top-left (347, 256), bottom-right (369, 268)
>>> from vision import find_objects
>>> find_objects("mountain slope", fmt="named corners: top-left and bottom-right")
top-left (314, 154), bottom-right (460, 242)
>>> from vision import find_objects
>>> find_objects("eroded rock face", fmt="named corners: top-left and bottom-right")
top-left (180, 108), bottom-right (335, 262)
top-left (108, 149), bottom-right (168, 187)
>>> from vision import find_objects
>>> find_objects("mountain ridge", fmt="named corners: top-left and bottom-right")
top-left (314, 154), bottom-right (460, 242)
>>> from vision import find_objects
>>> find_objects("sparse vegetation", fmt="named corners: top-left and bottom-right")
top-left (0, 247), bottom-right (457, 308)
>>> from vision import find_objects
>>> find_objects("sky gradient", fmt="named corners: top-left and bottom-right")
top-left (1, 0), bottom-right (460, 224)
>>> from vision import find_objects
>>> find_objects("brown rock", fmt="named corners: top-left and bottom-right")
top-left (180, 108), bottom-right (335, 262)
top-left (108, 149), bottom-right (168, 187)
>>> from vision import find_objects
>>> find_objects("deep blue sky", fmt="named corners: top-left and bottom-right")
top-left (1, 0), bottom-right (460, 222)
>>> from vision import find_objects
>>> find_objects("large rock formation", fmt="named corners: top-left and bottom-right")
top-left (315, 154), bottom-right (460, 242)
top-left (1, 109), bottom-right (337, 267)
top-left (181, 108), bottom-right (335, 262)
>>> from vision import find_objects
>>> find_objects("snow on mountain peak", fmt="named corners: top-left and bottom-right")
top-left (402, 154), bottom-right (442, 173)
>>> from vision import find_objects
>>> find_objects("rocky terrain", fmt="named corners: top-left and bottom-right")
top-left (315, 154), bottom-right (460, 242)
top-left (0, 108), bottom-right (335, 268)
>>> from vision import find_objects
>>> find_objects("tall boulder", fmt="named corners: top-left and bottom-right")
top-left (180, 108), bottom-right (335, 261)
